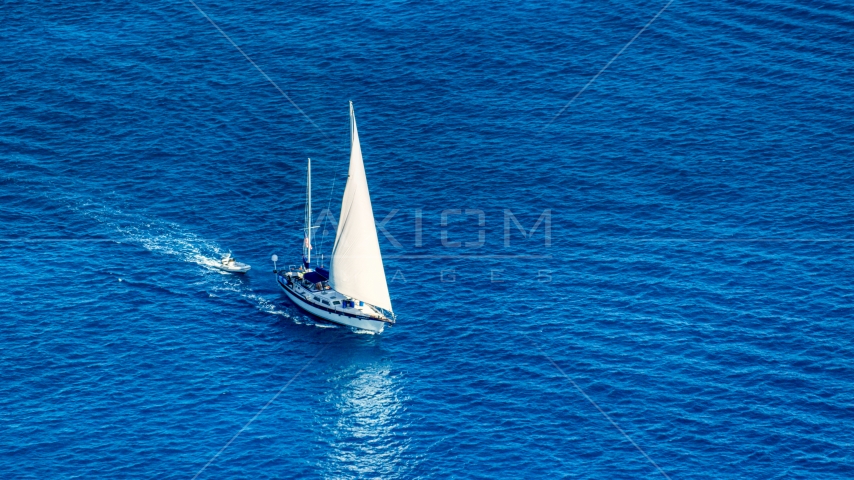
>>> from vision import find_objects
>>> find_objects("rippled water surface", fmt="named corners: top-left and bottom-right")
top-left (2, 1), bottom-right (854, 478)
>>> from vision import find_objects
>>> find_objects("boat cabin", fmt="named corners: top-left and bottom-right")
top-left (280, 270), bottom-right (382, 319)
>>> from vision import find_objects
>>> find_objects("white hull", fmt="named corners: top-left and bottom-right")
top-left (212, 264), bottom-right (251, 274)
top-left (213, 254), bottom-right (251, 273)
top-left (277, 276), bottom-right (386, 333)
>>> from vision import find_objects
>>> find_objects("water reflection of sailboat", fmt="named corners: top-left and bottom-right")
top-left (317, 360), bottom-right (408, 478)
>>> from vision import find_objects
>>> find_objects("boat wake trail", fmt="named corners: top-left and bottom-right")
top-left (64, 197), bottom-right (311, 323)
top-left (77, 203), bottom-right (224, 267)
top-left (35, 184), bottom-right (334, 328)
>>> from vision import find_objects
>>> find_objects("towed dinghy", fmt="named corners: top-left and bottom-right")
top-left (213, 253), bottom-right (251, 274)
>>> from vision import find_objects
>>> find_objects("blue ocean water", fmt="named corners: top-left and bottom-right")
top-left (2, 0), bottom-right (854, 478)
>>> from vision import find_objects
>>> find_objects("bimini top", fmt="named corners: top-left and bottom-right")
top-left (303, 269), bottom-right (329, 284)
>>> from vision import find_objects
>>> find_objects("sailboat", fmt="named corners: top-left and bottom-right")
top-left (276, 102), bottom-right (395, 333)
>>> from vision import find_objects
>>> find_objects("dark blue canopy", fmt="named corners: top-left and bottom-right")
top-left (303, 270), bottom-right (328, 284)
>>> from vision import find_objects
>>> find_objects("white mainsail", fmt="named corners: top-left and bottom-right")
top-left (329, 102), bottom-right (393, 313)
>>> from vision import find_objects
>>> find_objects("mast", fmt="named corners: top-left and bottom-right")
top-left (303, 158), bottom-right (317, 266)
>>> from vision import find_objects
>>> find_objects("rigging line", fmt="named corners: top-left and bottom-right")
top-left (317, 174), bottom-right (339, 264)
top-left (187, 0), bottom-right (329, 139)
top-left (543, 0), bottom-right (675, 130)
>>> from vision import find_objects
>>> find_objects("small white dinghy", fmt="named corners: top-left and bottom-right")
top-left (213, 253), bottom-right (251, 274)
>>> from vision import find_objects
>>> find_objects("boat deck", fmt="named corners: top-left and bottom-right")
top-left (279, 271), bottom-right (390, 322)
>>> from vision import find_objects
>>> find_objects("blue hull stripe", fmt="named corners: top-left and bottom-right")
top-left (277, 277), bottom-right (384, 323)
